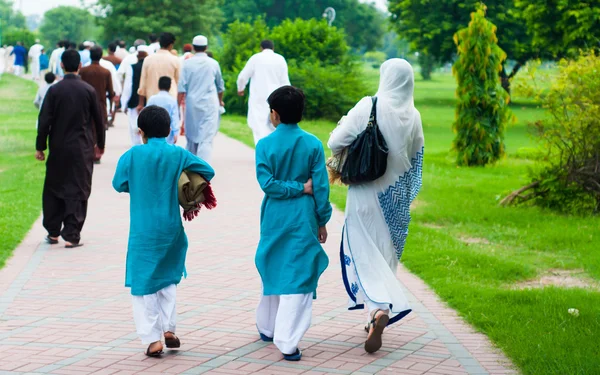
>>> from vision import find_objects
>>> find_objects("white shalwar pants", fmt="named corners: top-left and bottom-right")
top-left (31, 60), bottom-right (40, 80)
top-left (186, 137), bottom-right (214, 163)
top-left (132, 284), bottom-right (177, 345)
top-left (251, 119), bottom-right (275, 145)
top-left (13, 65), bottom-right (23, 76)
top-left (128, 108), bottom-right (142, 145)
top-left (256, 293), bottom-right (313, 355)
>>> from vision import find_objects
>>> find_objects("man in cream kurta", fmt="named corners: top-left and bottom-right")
top-left (237, 40), bottom-right (290, 145)
top-left (137, 33), bottom-right (180, 112)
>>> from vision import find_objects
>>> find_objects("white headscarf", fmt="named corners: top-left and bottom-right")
top-left (375, 58), bottom-right (416, 123)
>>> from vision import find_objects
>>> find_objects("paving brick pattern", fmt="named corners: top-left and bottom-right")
top-left (0, 116), bottom-right (517, 374)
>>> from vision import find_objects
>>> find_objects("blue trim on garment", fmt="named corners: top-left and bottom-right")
top-left (377, 146), bottom-right (424, 259)
top-left (339, 228), bottom-right (357, 304)
top-left (341, 223), bottom-right (412, 326)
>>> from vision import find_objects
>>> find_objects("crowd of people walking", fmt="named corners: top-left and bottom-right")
top-left (27, 31), bottom-right (424, 363)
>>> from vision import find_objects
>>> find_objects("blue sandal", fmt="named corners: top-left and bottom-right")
top-left (283, 349), bottom-right (302, 361)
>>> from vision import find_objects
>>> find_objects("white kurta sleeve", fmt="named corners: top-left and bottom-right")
top-left (121, 65), bottom-right (133, 109)
top-left (327, 97), bottom-right (372, 153)
top-left (237, 56), bottom-right (255, 92)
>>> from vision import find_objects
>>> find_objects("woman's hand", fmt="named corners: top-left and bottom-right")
top-left (304, 178), bottom-right (313, 195)
top-left (318, 226), bottom-right (328, 244)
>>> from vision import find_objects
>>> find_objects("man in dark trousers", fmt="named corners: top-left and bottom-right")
top-left (36, 49), bottom-right (105, 248)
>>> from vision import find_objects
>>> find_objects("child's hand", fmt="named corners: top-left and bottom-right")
top-left (318, 226), bottom-right (328, 244)
top-left (304, 178), bottom-right (313, 195)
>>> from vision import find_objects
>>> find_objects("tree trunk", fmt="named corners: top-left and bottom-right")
top-left (500, 62), bottom-right (524, 96)
top-left (418, 53), bottom-right (434, 81)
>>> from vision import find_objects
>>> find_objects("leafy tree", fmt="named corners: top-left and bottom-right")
top-left (95, 0), bottom-right (223, 46)
top-left (452, 5), bottom-right (512, 166)
top-left (516, 0), bottom-right (600, 57)
top-left (0, 0), bottom-right (28, 44)
top-left (221, 0), bottom-right (385, 50)
top-left (389, 0), bottom-right (535, 91)
top-left (39, 7), bottom-right (97, 47)
top-left (501, 54), bottom-right (600, 214)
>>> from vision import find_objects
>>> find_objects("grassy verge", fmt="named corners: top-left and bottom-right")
top-left (220, 71), bottom-right (600, 375)
top-left (0, 75), bottom-right (45, 268)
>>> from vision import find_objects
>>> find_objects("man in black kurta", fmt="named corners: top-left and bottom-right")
top-left (36, 49), bottom-right (105, 247)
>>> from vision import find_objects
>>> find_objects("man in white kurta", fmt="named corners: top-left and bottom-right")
top-left (0, 46), bottom-right (6, 75)
top-left (237, 40), bottom-right (290, 145)
top-left (28, 40), bottom-right (44, 81)
top-left (100, 57), bottom-right (122, 126)
top-left (178, 36), bottom-right (224, 162)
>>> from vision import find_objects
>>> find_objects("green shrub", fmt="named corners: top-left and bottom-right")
top-left (503, 54), bottom-right (600, 214)
top-left (364, 51), bottom-right (387, 68)
top-left (289, 60), bottom-right (366, 120)
top-left (217, 18), bottom-right (269, 115)
top-left (2, 27), bottom-right (37, 47)
top-left (452, 5), bottom-right (513, 166)
top-left (218, 18), bottom-right (367, 120)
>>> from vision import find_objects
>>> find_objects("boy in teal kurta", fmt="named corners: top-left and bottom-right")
top-left (255, 86), bottom-right (332, 361)
top-left (112, 105), bottom-right (215, 357)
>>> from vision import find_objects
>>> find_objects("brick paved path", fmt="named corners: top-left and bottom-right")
top-left (0, 116), bottom-right (517, 375)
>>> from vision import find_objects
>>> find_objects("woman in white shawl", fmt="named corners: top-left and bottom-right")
top-left (328, 59), bottom-right (424, 354)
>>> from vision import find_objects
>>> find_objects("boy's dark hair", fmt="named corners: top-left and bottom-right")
top-left (108, 42), bottom-right (117, 53)
top-left (159, 32), bottom-right (176, 48)
top-left (261, 40), bottom-right (274, 50)
top-left (118, 40), bottom-right (126, 48)
top-left (61, 49), bottom-right (81, 72)
top-left (138, 105), bottom-right (171, 138)
top-left (90, 46), bottom-right (103, 61)
top-left (267, 86), bottom-right (305, 124)
top-left (78, 43), bottom-right (85, 51)
top-left (194, 45), bottom-right (207, 52)
top-left (69, 42), bottom-right (77, 50)
top-left (149, 33), bottom-right (158, 43)
top-left (158, 76), bottom-right (172, 91)
top-left (44, 72), bottom-right (55, 84)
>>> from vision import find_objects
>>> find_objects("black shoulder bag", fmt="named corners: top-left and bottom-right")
top-left (341, 97), bottom-right (389, 185)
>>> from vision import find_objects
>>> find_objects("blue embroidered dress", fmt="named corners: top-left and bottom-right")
top-left (255, 124), bottom-right (332, 296)
top-left (112, 138), bottom-right (215, 296)
top-left (328, 59), bottom-right (424, 325)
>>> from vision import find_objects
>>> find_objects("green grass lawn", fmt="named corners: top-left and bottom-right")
top-left (0, 75), bottom-right (45, 268)
top-left (221, 70), bottom-right (600, 375)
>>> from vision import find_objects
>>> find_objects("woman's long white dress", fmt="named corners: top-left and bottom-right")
top-left (328, 59), bottom-right (424, 325)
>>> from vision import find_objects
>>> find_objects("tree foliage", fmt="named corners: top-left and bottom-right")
top-left (95, 0), bottom-right (223, 46)
top-left (502, 55), bottom-right (600, 214)
top-left (217, 18), bottom-right (366, 120)
top-left (39, 7), bottom-right (97, 48)
top-left (515, 0), bottom-right (600, 57)
top-left (0, 0), bottom-right (28, 44)
top-left (389, 0), bottom-right (535, 88)
top-left (220, 0), bottom-right (385, 50)
top-left (452, 5), bottom-right (512, 166)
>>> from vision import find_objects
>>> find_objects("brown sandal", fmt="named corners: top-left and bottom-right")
top-left (145, 342), bottom-right (163, 357)
top-left (364, 309), bottom-right (389, 354)
top-left (164, 332), bottom-right (181, 349)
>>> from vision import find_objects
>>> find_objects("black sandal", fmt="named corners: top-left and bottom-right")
top-left (145, 343), bottom-right (163, 357)
top-left (364, 309), bottom-right (389, 354)
top-left (45, 236), bottom-right (59, 245)
top-left (164, 333), bottom-right (181, 349)
top-left (65, 242), bottom-right (84, 248)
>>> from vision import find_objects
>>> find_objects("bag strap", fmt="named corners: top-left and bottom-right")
top-left (368, 96), bottom-right (378, 127)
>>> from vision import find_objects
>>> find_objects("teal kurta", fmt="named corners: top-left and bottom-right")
top-left (112, 138), bottom-right (215, 296)
top-left (255, 124), bottom-right (332, 296)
